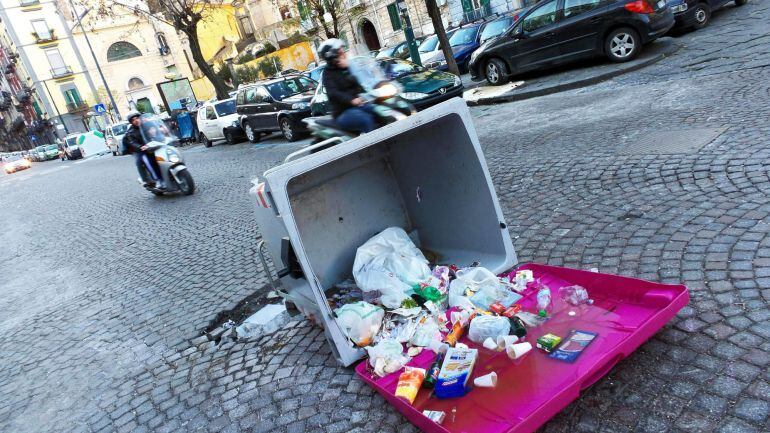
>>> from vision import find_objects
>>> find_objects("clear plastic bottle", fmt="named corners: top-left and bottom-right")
top-left (536, 285), bottom-right (552, 317)
top-left (559, 285), bottom-right (594, 306)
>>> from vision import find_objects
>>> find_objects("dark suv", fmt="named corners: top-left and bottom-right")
top-left (469, 0), bottom-right (675, 85)
top-left (235, 75), bottom-right (317, 142)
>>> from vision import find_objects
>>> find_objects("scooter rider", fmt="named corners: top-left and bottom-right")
top-left (318, 39), bottom-right (376, 134)
top-left (124, 111), bottom-right (164, 188)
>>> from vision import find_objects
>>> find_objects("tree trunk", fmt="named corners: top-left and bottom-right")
top-left (186, 27), bottom-right (230, 100)
top-left (426, 0), bottom-right (459, 76)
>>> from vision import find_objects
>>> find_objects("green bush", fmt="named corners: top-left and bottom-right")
top-left (256, 56), bottom-right (283, 78)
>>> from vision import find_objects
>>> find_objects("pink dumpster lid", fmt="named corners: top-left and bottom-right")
top-left (355, 264), bottom-right (690, 433)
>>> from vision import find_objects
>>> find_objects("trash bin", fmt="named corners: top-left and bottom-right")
top-left (253, 98), bottom-right (516, 366)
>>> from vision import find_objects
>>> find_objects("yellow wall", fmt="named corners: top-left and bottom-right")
top-left (237, 41), bottom-right (315, 77)
top-left (197, 4), bottom-right (242, 62)
top-left (190, 77), bottom-right (216, 101)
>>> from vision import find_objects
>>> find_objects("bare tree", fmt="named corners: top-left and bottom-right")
top-left (88, 0), bottom-right (231, 99)
top-left (425, 0), bottom-right (459, 76)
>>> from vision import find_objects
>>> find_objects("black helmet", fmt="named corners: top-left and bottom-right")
top-left (126, 111), bottom-right (142, 122)
top-left (318, 38), bottom-right (345, 64)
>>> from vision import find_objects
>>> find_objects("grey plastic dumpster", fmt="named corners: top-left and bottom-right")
top-left (253, 97), bottom-right (516, 366)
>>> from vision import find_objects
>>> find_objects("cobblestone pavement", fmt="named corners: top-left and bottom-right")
top-left (1, 2), bottom-right (769, 432)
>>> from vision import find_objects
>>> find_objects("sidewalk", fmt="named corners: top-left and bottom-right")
top-left (463, 38), bottom-right (680, 106)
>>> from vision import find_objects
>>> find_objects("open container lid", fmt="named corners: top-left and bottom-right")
top-left (264, 98), bottom-right (517, 365)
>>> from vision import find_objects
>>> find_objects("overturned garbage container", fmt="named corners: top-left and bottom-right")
top-left (250, 98), bottom-right (516, 366)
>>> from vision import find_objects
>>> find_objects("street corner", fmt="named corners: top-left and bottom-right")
top-left (464, 38), bottom-right (682, 107)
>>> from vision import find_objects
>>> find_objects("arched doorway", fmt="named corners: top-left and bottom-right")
top-left (360, 19), bottom-right (380, 51)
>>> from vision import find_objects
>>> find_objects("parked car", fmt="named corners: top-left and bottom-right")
top-left (376, 38), bottom-right (426, 61)
top-left (235, 75), bottom-right (317, 142)
top-left (105, 122), bottom-right (129, 155)
top-left (423, 22), bottom-right (489, 73)
top-left (469, 0), bottom-right (675, 85)
top-left (28, 147), bottom-right (42, 162)
top-left (197, 98), bottom-right (245, 146)
top-left (304, 63), bottom-right (325, 83)
top-left (62, 134), bottom-right (83, 159)
top-left (667, 0), bottom-right (747, 30)
top-left (417, 30), bottom-right (457, 65)
top-left (3, 154), bottom-right (31, 174)
top-left (41, 144), bottom-right (59, 160)
top-left (309, 58), bottom-right (463, 116)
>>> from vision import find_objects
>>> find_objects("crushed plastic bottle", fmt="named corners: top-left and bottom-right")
top-left (559, 285), bottom-right (594, 306)
top-left (536, 284), bottom-right (552, 317)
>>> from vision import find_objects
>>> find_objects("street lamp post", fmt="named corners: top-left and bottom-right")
top-left (68, 0), bottom-right (122, 121)
top-left (397, 0), bottom-right (422, 66)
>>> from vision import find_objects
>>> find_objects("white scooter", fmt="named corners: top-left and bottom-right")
top-left (136, 115), bottom-right (195, 196)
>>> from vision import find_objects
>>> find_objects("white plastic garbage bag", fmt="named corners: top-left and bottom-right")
top-left (448, 266), bottom-right (502, 311)
top-left (335, 301), bottom-right (384, 347)
top-left (353, 227), bottom-right (431, 308)
top-left (367, 339), bottom-right (410, 377)
top-left (468, 315), bottom-right (511, 344)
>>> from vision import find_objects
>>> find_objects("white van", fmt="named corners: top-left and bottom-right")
top-left (62, 131), bottom-right (110, 159)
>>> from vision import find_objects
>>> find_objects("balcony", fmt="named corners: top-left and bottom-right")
top-left (20, 0), bottom-right (41, 6)
top-left (15, 89), bottom-right (31, 104)
top-left (462, 4), bottom-right (493, 23)
top-left (51, 66), bottom-right (73, 79)
top-left (66, 101), bottom-right (89, 114)
top-left (32, 29), bottom-right (57, 44)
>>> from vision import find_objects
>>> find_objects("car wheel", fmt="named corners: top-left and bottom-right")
top-left (199, 133), bottom-right (211, 148)
top-left (691, 3), bottom-right (711, 29)
top-left (224, 130), bottom-right (235, 145)
top-left (735, 0), bottom-right (747, 5)
top-left (244, 121), bottom-right (260, 143)
top-left (280, 117), bottom-right (297, 142)
top-left (485, 58), bottom-right (507, 86)
top-left (605, 27), bottom-right (640, 62)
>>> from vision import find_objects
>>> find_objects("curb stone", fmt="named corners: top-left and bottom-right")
top-left (466, 40), bottom-right (682, 106)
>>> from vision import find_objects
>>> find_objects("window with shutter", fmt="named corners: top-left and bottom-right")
top-left (387, 4), bottom-right (402, 31)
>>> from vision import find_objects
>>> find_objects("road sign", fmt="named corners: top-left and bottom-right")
top-left (93, 103), bottom-right (106, 114)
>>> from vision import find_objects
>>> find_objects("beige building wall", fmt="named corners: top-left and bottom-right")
top-left (0, 0), bottom-right (99, 134)
top-left (68, 1), bottom-right (195, 118)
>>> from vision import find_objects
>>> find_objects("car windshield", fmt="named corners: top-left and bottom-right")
top-left (418, 35), bottom-right (439, 53)
top-left (380, 59), bottom-right (421, 78)
top-left (111, 124), bottom-right (128, 135)
top-left (65, 137), bottom-right (77, 146)
top-left (480, 18), bottom-right (513, 42)
top-left (35, 146), bottom-right (45, 152)
top-left (449, 27), bottom-right (479, 46)
top-left (265, 77), bottom-right (316, 100)
top-left (215, 100), bottom-right (236, 116)
top-left (308, 66), bottom-right (324, 82)
top-left (46, 145), bottom-right (57, 151)
top-left (376, 45), bottom-right (399, 59)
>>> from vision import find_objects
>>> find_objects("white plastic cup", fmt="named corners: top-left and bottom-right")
top-left (506, 342), bottom-right (532, 360)
top-left (473, 372), bottom-right (498, 388)
top-left (496, 335), bottom-right (519, 349)
top-left (483, 337), bottom-right (498, 350)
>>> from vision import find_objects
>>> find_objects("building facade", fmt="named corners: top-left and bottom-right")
top-left (0, 10), bottom-right (56, 150)
top-left (67, 1), bottom-right (194, 118)
top-left (0, 0), bottom-right (100, 136)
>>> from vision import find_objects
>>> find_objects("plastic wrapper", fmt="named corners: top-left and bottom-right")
top-left (335, 301), bottom-right (384, 347)
top-left (467, 315), bottom-right (511, 343)
top-left (353, 227), bottom-right (432, 309)
top-left (410, 317), bottom-right (441, 347)
top-left (395, 367), bottom-right (426, 404)
top-left (559, 285), bottom-right (593, 306)
top-left (426, 266), bottom-right (451, 294)
top-left (367, 339), bottom-right (410, 377)
top-left (469, 284), bottom-right (522, 310)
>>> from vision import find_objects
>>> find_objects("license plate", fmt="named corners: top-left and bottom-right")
top-left (657, 0), bottom-right (666, 8)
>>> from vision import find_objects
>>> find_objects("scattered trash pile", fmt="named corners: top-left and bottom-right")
top-left (332, 227), bottom-right (597, 426)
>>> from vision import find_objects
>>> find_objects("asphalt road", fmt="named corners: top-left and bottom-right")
top-left (1, 2), bottom-right (769, 432)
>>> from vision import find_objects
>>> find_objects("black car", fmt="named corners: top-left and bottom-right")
top-left (469, 0), bottom-right (675, 85)
top-left (235, 75), bottom-right (317, 142)
top-left (668, 0), bottom-right (747, 30)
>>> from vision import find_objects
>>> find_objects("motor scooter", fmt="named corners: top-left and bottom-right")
top-left (136, 115), bottom-right (195, 196)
